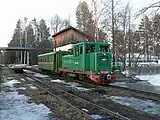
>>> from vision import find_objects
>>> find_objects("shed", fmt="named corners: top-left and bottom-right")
top-left (52, 26), bottom-right (94, 47)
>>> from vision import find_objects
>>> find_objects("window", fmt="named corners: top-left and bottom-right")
top-left (74, 46), bottom-right (79, 56)
top-left (100, 45), bottom-right (109, 52)
top-left (86, 44), bottom-right (95, 53)
top-left (80, 46), bottom-right (83, 54)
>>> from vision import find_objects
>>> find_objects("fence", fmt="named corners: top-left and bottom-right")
top-left (129, 64), bottom-right (160, 75)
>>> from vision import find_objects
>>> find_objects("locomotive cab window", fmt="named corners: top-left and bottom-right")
top-left (86, 44), bottom-right (95, 53)
top-left (80, 46), bottom-right (83, 54)
top-left (74, 46), bottom-right (79, 56)
top-left (100, 45), bottom-right (109, 52)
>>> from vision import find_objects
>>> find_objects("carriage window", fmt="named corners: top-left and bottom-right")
top-left (86, 44), bottom-right (95, 53)
top-left (80, 46), bottom-right (83, 54)
top-left (100, 45), bottom-right (109, 52)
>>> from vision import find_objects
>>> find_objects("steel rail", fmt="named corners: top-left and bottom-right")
top-left (21, 75), bottom-right (94, 120)
top-left (23, 74), bottom-right (131, 120)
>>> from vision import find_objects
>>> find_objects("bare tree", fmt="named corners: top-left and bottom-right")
top-left (136, 1), bottom-right (160, 18)
top-left (91, 0), bottom-right (111, 41)
top-left (49, 14), bottom-right (70, 34)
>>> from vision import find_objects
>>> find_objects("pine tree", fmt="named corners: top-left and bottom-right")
top-left (138, 16), bottom-right (152, 59)
top-left (76, 1), bottom-right (95, 39)
top-left (152, 14), bottom-right (160, 56)
top-left (39, 19), bottom-right (50, 41)
top-left (26, 23), bottom-right (35, 47)
top-left (8, 19), bottom-right (23, 63)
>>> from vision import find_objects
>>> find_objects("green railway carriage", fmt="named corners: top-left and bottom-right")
top-left (38, 51), bottom-right (70, 73)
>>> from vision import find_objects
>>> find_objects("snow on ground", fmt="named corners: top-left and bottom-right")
top-left (17, 87), bottom-right (27, 90)
top-left (30, 85), bottom-right (38, 90)
top-left (6, 76), bottom-right (15, 80)
top-left (81, 108), bottom-right (110, 119)
top-left (65, 82), bottom-right (92, 91)
top-left (23, 69), bottom-right (36, 74)
top-left (51, 79), bottom-right (93, 91)
top-left (2, 80), bottom-right (21, 87)
top-left (135, 74), bottom-right (160, 86)
top-left (34, 73), bottom-right (49, 78)
top-left (0, 92), bottom-right (52, 120)
top-left (0, 75), bottom-right (56, 120)
top-left (51, 79), bottom-right (66, 84)
top-left (121, 70), bottom-right (129, 76)
top-left (105, 95), bottom-right (160, 116)
top-left (137, 62), bottom-right (160, 66)
top-left (21, 78), bottom-right (26, 81)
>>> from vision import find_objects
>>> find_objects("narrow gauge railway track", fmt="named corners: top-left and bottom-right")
top-left (107, 84), bottom-right (160, 101)
top-left (66, 78), bottom-right (160, 102)
top-left (24, 68), bottom-right (160, 101)
top-left (22, 73), bottom-right (131, 120)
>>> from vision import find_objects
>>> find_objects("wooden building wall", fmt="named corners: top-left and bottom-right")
top-left (53, 29), bottom-right (90, 47)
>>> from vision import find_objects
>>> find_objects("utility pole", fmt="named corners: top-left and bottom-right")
top-left (112, 0), bottom-right (115, 70)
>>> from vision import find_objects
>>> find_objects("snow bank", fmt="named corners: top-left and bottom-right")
top-left (135, 74), bottom-right (160, 86)
top-left (0, 92), bottom-right (51, 120)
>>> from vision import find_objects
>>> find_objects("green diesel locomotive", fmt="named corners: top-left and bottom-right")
top-left (38, 42), bottom-right (114, 84)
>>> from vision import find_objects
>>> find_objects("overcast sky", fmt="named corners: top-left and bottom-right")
top-left (0, 0), bottom-right (153, 47)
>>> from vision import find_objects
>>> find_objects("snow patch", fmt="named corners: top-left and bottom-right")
top-left (51, 79), bottom-right (93, 91)
top-left (66, 86), bottom-right (92, 91)
top-left (67, 82), bottom-right (80, 87)
top-left (111, 82), bottom-right (128, 87)
top-left (34, 73), bottom-right (49, 78)
top-left (21, 78), bottom-right (26, 81)
top-left (105, 95), bottom-right (160, 115)
top-left (6, 76), bottom-right (15, 80)
top-left (121, 70), bottom-right (129, 77)
top-left (30, 85), bottom-right (38, 90)
top-left (81, 108), bottom-right (103, 119)
top-left (90, 114), bottom-right (102, 119)
top-left (2, 80), bottom-right (21, 87)
top-left (26, 77), bottom-right (35, 81)
top-left (17, 87), bottom-right (26, 90)
top-left (51, 79), bottom-right (67, 84)
top-left (23, 69), bottom-right (36, 74)
top-left (0, 92), bottom-right (51, 120)
top-left (82, 108), bottom-right (89, 112)
top-left (135, 74), bottom-right (160, 86)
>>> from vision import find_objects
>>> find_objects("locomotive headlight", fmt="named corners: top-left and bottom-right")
top-left (107, 74), bottom-right (111, 79)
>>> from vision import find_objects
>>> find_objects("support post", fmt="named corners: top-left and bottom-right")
top-left (21, 51), bottom-right (23, 64)
top-left (27, 52), bottom-right (29, 66)
top-left (24, 51), bottom-right (26, 64)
